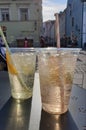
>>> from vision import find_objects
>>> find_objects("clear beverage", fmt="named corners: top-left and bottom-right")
top-left (38, 48), bottom-right (80, 114)
top-left (6, 48), bottom-right (36, 100)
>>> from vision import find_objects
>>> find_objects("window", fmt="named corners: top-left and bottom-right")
top-left (20, 8), bottom-right (28, 21)
top-left (70, 10), bottom-right (72, 16)
top-left (1, 8), bottom-right (9, 21)
top-left (72, 17), bottom-right (74, 27)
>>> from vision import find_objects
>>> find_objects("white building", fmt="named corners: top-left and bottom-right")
top-left (0, 0), bottom-right (42, 47)
top-left (82, 2), bottom-right (86, 48)
top-left (43, 20), bottom-right (56, 46)
top-left (66, 0), bottom-right (86, 48)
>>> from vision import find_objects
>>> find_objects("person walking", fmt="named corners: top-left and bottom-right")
top-left (24, 37), bottom-right (28, 47)
top-left (40, 36), bottom-right (46, 47)
top-left (72, 36), bottom-right (78, 48)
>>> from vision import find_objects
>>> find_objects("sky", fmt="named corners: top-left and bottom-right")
top-left (42, 0), bottom-right (68, 22)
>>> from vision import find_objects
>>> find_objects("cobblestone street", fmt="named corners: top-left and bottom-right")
top-left (73, 50), bottom-right (86, 89)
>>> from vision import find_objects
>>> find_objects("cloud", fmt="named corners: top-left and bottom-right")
top-left (42, 0), bottom-right (67, 22)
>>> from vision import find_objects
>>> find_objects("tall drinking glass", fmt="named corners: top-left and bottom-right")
top-left (6, 48), bottom-right (36, 100)
top-left (38, 48), bottom-right (80, 114)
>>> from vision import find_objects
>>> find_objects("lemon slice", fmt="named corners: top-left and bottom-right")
top-left (6, 51), bottom-right (18, 75)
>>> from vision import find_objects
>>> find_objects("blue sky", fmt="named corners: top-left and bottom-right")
top-left (42, 0), bottom-right (68, 21)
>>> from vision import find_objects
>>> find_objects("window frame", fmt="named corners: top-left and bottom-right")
top-left (19, 8), bottom-right (29, 21)
top-left (0, 8), bottom-right (10, 21)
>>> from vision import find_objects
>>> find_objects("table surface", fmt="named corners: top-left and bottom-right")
top-left (0, 72), bottom-right (86, 130)
top-left (0, 50), bottom-right (86, 130)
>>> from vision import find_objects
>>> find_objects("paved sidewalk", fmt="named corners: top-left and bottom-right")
top-left (73, 50), bottom-right (86, 89)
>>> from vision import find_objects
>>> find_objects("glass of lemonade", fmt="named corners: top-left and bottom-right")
top-left (6, 48), bottom-right (36, 100)
top-left (38, 48), bottom-right (80, 114)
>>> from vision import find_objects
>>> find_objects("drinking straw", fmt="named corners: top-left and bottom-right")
top-left (0, 26), bottom-right (29, 91)
top-left (54, 14), bottom-right (65, 112)
top-left (0, 27), bottom-right (11, 53)
top-left (54, 13), bottom-right (60, 48)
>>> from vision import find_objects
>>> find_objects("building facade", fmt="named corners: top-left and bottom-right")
top-left (0, 0), bottom-right (42, 47)
top-left (66, 0), bottom-right (86, 48)
top-left (59, 10), bottom-right (66, 39)
top-left (43, 20), bottom-right (56, 46)
top-left (82, 1), bottom-right (86, 48)
top-left (42, 10), bottom-right (66, 47)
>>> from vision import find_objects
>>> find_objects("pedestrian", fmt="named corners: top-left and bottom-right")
top-left (72, 36), bottom-right (78, 48)
top-left (24, 37), bottom-right (28, 47)
top-left (63, 34), bottom-right (67, 47)
top-left (40, 36), bottom-right (46, 47)
top-left (67, 36), bottom-right (72, 47)
top-left (0, 35), bottom-right (5, 47)
top-left (0, 35), bottom-right (2, 53)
